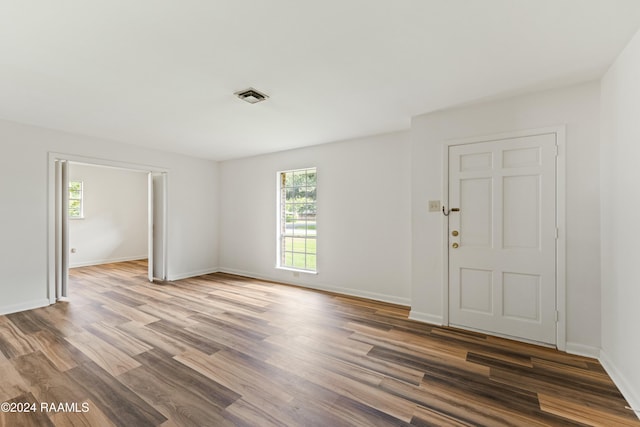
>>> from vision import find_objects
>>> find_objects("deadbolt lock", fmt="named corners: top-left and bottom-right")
top-left (451, 230), bottom-right (459, 236)
top-left (452, 242), bottom-right (459, 249)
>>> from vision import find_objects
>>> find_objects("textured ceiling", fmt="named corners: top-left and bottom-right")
top-left (2, 0), bottom-right (640, 160)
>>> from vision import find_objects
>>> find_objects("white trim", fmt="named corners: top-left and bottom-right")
top-left (441, 126), bottom-right (567, 350)
top-left (148, 172), bottom-right (154, 282)
top-left (409, 310), bottom-right (444, 325)
top-left (275, 266), bottom-right (318, 275)
top-left (600, 350), bottom-right (640, 420)
top-left (565, 342), bottom-right (600, 359)
top-left (48, 152), bottom-right (169, 174)
top-left (443, 126), bottom-right (568, 146)
top-left (167, 267), bottom-right (219, 281)
top-left (441, 142), bottom-right (450, 326)
top-left (0, 299), bottom-right (51, 316)
top-left (218, 267), bottom-right (411, 306)
top-left (50, 161), bottom-right (59, 304)
top-left (69, 255), bottom-right (148, 269)
top-left (61, 161), bottom-right (69, 299)
top-left (555, 126), bottom-right (567, 351)
top-left (275, 167), bottom-right (318, 273)
top-left (159, 173), bottom-right (169, 281)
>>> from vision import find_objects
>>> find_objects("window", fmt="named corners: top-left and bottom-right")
top-left (278, 168), bottom-right (317, 272)
top-left (69, 181), bottom-right (84, 219)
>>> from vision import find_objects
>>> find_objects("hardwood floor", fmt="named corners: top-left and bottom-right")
top-left (0, 260), bottom-right (638, 426)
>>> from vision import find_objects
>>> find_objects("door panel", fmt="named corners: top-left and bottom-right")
top-left (460, 178), bottom-right (492, 247)
top-left (148, 172), bottom-right (168, 282)
top-left (460, 268), bottom-right (493, 314)
top-left (503, 175), bottom-right (539, 249)
top-left (148, 173), bottom-right (154, 282)
top-left (448, 133), bottom-right (557, 345)
top-left (502, 272), bottom-right (540, 321)
top-left (152, 173), bottom-right (167, 281)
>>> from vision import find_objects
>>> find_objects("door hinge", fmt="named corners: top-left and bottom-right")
top-left (555, 227), bottom-right (559, 239)
top-left (554, 145), bottom-right (559, 156)
top-left (555, 310), bottom-right (560, 322)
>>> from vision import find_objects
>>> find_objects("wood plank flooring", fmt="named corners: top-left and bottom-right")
top-left (0, 260), bottom-right (638, 426)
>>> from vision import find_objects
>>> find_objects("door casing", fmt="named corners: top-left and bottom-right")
top-left (441, 126), bottom-right (566, 350)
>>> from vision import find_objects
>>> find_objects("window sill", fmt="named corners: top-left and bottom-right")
top-left (276, 266), bottom-right (318, 275)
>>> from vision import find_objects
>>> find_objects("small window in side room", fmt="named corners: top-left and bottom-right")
top-left (277, 167), bottom-right (317, 273)
top-left (69, 181), bottom-right (84, 219)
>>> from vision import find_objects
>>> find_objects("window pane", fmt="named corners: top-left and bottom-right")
top-left (293, 221), bottom-right (307, 236)
top-left (284, 172), bottom-right (294, 187)
top-left (293, 171), bottom-right (304, 187)
top-left (306, 171), bottom-right (316, 186)
top-left (69, 181), bottom-right (83, 218)
top-left (306, 238), bottom-right (316, 255)
top-left (292, 238), bottom-right (305, 253)
top-left (306, 255), bottom-right (316, 270)
top-left (292, 252), bottom-right (306, 269)
top-left (285, 252), bottom-right (293, 267)
top-left (284, 237), bottom-right (294, 252)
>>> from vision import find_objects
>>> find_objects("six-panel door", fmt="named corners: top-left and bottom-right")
top-left (448, 133), bottom-right (557, 345)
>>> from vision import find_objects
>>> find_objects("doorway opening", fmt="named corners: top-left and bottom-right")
top-left (47, 153), bottom-right (168, 302)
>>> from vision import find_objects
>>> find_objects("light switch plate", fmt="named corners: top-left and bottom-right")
top-left (428, 200), bottom-right (441, 212)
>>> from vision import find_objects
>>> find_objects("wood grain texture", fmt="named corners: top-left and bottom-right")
top-left (0, 260), bottom-right (637, 426)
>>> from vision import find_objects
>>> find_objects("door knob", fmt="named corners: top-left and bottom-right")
top-left (451, 230), bottom-right (459, 236)
top-left (452, 242), bottom-right (459, 249)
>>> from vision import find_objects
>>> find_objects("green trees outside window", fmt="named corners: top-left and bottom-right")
top-left (279, 168), bottom-right (316, 271)
top-left (69, 181), bottom-right (83, 218)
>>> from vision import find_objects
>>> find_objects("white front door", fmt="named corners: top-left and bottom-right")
top-left (448, 133), bottom-right (557, 345)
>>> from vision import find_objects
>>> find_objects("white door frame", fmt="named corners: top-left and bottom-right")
top-left (441, 126), bottom-right (566, 351)
top-left (47, 152), bottom-right (169, 302)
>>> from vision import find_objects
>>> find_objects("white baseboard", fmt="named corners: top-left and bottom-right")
top-left (0, 298), bottom-right (50, 316)
top-left (167, 267), bottom-right (219, 281)
top-left (565, 342), bottom-right (601, 359)
top-left (408, 310), bottom-right (444, 326)
top-left (600, 350), bottom-right (640, 419)
top-left (217, 267), bottom-right (411, 307)
top-left (69, 255), bottom-right (148, 268)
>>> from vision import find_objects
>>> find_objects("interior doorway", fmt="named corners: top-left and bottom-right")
top-left (47, 153), bottom-right (168, 302)
top-left (67, 164), bottom-right (148, 270)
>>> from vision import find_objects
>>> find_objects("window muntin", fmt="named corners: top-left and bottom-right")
top-left (69, 181), bottom-right (84, 219)
top-left (278, 168), bottom-right (316, 272)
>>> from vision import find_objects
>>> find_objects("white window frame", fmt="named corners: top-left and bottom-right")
top-left (276, 167), bottom-right (317, 274)
top-left (68, 180), bottom-right (84, 219)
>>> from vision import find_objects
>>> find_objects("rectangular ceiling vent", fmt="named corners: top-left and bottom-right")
top-left (234, 88), bottom-right (269, 104)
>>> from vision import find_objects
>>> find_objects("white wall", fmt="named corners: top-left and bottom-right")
top-left (410, 81), bottom-right (602, 353)
top-left (600, 27), bottom-right (640, 412)
top-left (68, 164), bottom-right (148, 268)
top-left (0, 119), bottom-right (219, 315)
top-left (218, 131), bottom-right (412, 305)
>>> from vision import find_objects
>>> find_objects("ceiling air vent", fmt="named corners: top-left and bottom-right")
top-left (234, 87), bottom-right (269, 104)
